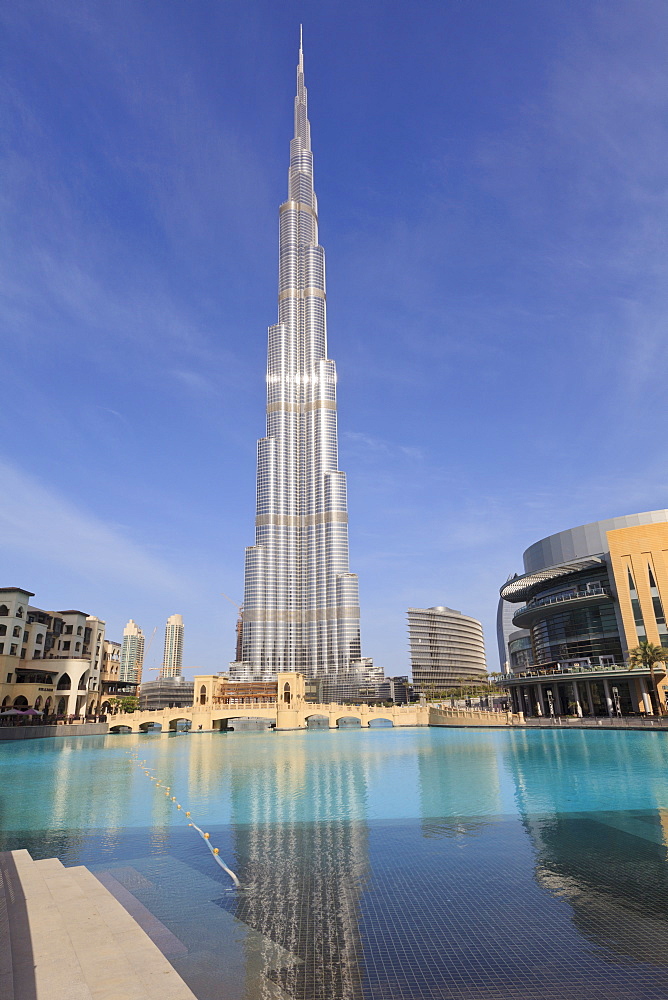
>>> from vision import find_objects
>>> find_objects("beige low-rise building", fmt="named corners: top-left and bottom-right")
top-left (0, 587), bottom-right (106, 718)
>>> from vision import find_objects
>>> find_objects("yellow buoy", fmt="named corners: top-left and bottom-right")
top-left (213, 848), bottom-right (219, 855)
top-left (204, 832), bottom-right (210, 839)
top-left (177, 805), bottom-right (181, 810)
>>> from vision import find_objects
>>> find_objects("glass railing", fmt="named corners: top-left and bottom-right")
top-left (510, 662), bottom-right (650, 680)
top-left (513, 587), bottom-right (611, 623)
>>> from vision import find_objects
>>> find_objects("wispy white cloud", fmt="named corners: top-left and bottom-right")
top-left (344, 431), bottom-right (424, 460)
top-left (0, 458), bottom-right (182, 592)
top-left (170, 369), bottom-right (216, 394)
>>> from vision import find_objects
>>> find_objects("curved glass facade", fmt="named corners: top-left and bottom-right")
top-left (408, 606), bottom-right (487, 692)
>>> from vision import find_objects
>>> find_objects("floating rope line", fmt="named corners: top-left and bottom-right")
top-left (126, 753), bottom-right (241, 889)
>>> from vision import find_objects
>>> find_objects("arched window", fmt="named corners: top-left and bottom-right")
top-left (16, 607), bottom-right (23, 618)
top-left (57, 697), bottom-right (67, 716)
top-left (75, 642), bottom-right (81, 651)
top-left (35, 633), bottom-right (43, 644)
top-left (35, 696), bottom-right (42, 710)
top-left (77, 626), bottom-right (83, 636)
top-left (0, 625), bottom-right (6, 636)
top-left (0, 605), bottom-right (8, 617)
top-left (44, 697), bottom-right (52, 716)
top-left (12, 626), bottom-right (21, 638)
top-left (1, 696), bottom-right (11, 708)
top-left (13, 696), bottom-right (28, 707)
top-left (57, 674), bottom-right (71, 691)
top-left (200, 685), bottom-right (207, 706)
top-left (283, 682), bottom-right (291, 706)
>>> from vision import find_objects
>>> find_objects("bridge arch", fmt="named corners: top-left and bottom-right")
top-left (368, 717), bottom-right (393, 728)
top-left (168, 717), bottom-right (192, 732)
top-left (139, 721), bottom-right (162, 732)
top-left (109, 724), bottom-right (133, 733)
top-left (306, 714), bottom-right (329, 730)
top-left (336, 715), bottom-right (361, 728)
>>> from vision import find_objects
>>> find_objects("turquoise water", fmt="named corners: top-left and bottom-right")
top-left (2, 727), bottom-right (668, 998)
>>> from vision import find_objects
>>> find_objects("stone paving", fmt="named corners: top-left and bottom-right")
top-left (0, 849), bottom-right (197, 1000)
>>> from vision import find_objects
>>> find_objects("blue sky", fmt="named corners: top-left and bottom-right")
top-left (2, 0), bottom-right (668, 677)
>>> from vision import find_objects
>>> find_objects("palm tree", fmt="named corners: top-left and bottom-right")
top-left (628, 640), bottom-right (668, 715)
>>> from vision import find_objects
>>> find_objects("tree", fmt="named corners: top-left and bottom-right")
top-left (628, 640), bottom-right (668, 715)
top-left (105, 696), bottom-right (139, 714)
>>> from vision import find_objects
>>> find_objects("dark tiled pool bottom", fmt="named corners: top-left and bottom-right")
top-left (5, 812), bottom-right (668, 999)
top-left (212, 812), bottom-right (668, 1000)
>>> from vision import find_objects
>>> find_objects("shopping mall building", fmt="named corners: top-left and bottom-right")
top-left (499, 510), bottom-right (668, 717)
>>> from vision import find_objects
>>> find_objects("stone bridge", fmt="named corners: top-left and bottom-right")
top-left (107, 701), bottom-right (517, 733)
top-left (108, 700), bottom-right (429, 733)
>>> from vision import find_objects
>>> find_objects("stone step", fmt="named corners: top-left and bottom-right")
top-left (5, 848), bottom-right (94, 1000)
top-left (1, 851), bottom-right (197, 1000)
top-left (33, 857), bottom-right (65, 874)
top-left (0, 852), bottom-right (15, 1000)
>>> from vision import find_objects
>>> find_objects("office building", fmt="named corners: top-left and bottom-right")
top-left (499, 509), bottom-right (668, 716)
top-left (496, 591), bottom-right (519, 675)
top-left (139, 675), bottom-right (193, 711)
top-left (161, 613), bottom-right (184, 678)
top-left (119, 619), bottom-right (144, 684)
top-left (230, 38), bottom-right (372, 684)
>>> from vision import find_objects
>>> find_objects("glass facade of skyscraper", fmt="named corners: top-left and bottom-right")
top-left (231, 42), bottom-right (369, 683)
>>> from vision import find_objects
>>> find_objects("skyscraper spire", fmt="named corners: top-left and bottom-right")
top-left (230, 38), bottom-right (373, 683)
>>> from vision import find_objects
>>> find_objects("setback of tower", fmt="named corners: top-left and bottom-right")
top-left (231, 41), bottom-right (371, 683)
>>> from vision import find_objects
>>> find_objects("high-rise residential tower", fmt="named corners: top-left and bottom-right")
top-left (162, 613), bottom-right (184, 678)
top-left (408, 606), bottom-right (488, 694)
top-left (119, 619), bottom-right (144, 684)
top-left (231, 37), bottom-right (371, 683)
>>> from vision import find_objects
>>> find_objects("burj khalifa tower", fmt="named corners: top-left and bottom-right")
top-left (231, 35), bottom-right (373, 684)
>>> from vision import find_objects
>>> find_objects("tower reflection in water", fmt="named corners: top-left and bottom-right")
top-left (506, 729), bottom-right (668, 968)
top-left (218, 737), bottom-right (370, 1000)
top-left (417, 731), bottom-right (502, 839)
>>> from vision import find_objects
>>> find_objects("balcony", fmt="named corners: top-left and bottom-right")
top-left (507, 662), bottom-right (665, 683)
top-left (512, 586), bottom-right (612, 629)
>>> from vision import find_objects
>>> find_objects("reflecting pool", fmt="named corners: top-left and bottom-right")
top-left (2, 727), bottom-right (668, 999)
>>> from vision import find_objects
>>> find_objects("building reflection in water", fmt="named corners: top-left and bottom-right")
top-left (418, 732), bottom-right (502, 840)
top-left (218, 738), bottom-right (370, 1000)
top-left (505, 730), bottom-right (668, 967)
